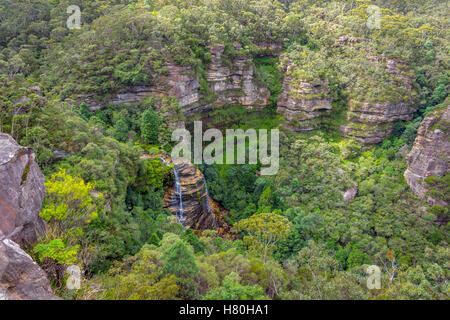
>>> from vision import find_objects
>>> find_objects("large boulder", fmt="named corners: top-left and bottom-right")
top-left (0, 238), bottom-right (59, 300)
top-left (0, 133), bottom-right (59, 300)
top-left (404, 103), bottom-right (449, 206)
top-left (0, 133), bottom-right (46, 248)
top-left (342, 182), bottom-right (358, 203)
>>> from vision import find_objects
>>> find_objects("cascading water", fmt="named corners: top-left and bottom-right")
top-left (159, 157), bottom-right (185, 226)
top-left (173, 167), bottom-right (185, 226)
top-left (159, 156), bottom-right (217, 229)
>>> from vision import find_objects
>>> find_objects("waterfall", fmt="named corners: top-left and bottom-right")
top-left (159, 157), bottom-right (185, 226)
top-left (173, 167), bottom-right (185, 226)
top-left (159, 156), bottom-right (217, 229)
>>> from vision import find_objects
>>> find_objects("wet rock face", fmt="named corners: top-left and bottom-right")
top-left (340, 58), bottom-right (417, 144)
top-left (0, 133), bottom-right (46, 248)
top-left (163, 160), bottom-right (217, 230)
top-left (404, 105), bottom-right (449, 205)
top-left (0, 238), bottom-right (59, 300)
top-left (206, 44), bottom-right (270, 109)
top-left (277, 57), bottom-right (333, 132)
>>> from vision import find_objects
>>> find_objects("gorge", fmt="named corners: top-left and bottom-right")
top-left (0, 0), bottom-right (448, 301)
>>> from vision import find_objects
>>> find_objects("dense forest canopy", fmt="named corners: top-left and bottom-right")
top-left (0, 0), bottom-right (448, 300)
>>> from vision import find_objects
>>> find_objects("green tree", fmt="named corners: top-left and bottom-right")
top-left (79, 102), bottom-right (91, 121)
top-left (204, 272), bottom-right (266, 300)
top-left (40, 169), bottom-right (102, 242)
top-left (257, 186), bottom-right (275, 212)
top-left (113, 119), bottom-right (129, 142)
top-left (162, 240), bottom-right (200, 299)
top-left (37, 169), bottom-right (103, 271)
top-left (237, 212), bottom-right (292, 263)
top-left (33, 239), bottom-right (79, 265)
top-left (141, 108), bottom-right (159, 144)
top-left (100, 245), bottom-right (179, 300)
top-left (149, 233), bottom-right (160, 246)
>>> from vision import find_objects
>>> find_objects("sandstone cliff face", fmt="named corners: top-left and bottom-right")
top-left (404, 104), bottom-right (449, 205)
top-left (163, 64), bottom-right (201, 109)
top-left (277, 57), bottom-right (333, 132)
top-left (0, 238), bottom-right (59, 300)
top-left (340, 58), bottom-right (417, 144)
top-left (84, 62), bottom-right (200, 111)
top-left (0, 133), bottom-right (59, 300)
top-left (83, 45), bottom-right (271, 115)
top-left (0, 133), bottom-right (46, 248)
top-left (340, 99), bottom-right (417, 144)
top-left (206, 44), bottom-right (270, 109)
top-left (163, 159), bottom-right (217, 230)
top-left (276, 43), bottom-right (417, 144)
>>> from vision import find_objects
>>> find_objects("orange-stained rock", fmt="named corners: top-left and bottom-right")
top-left (162, 158), bottom-right (218, 230)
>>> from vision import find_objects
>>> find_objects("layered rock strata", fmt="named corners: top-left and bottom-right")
top-left (340, 58), bottom-right (417, 144)
top-left (83, 62), bottom-right (200, 111)
top-left (206, 44), bottom-right (270, 109)
top-left (404, 104), bottom-right (449, 205)
top-left (163, 159), bottom-right (217, 230)
top-left (277, 57), bottom-right (333, 132)
top-left (82, 44), bottom-right (273, 114)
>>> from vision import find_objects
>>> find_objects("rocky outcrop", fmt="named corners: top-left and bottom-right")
top-left (163, 159), bottom-right (217, 230)
top-left (276, 45), bottom-right (417, 144)
top-left (0, 238), bottom-right (59, 300)
top-left (206, 44), bottom-right (270, 109)
top-left (404, 104), bottom-right (449, 205)
top-left (83, 62), bottom-right (200, 111)
top-left (0, 133), bottom-right (46, 248)
top-left (255, 41), bottom-right (283, 53)
top-left (82, 44), bottom-right (271, 114)
top-left (277, 57), bottom-right (333, 131)
top-left (340, 99), bottom-right (417, 144)
top-left (342, 182), bottom-right (358, 203)
top-left (162, 64), bottom-right (201, 108)
top-left (0, 134), bottom-right (58, 300)
top-left (337, 168), bottom-right (358, 203)
top-left (340, 58), bottom-right (417, 144)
